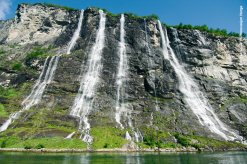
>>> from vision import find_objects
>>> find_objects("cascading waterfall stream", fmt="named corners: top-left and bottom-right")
top-left (115, 14), bottom-right (143, 142)
top-left (115, 14), bottom-right (128, 130)
top-left (67, 10), bottom-right (84, 55)
top-left (0, 56), bottom-right (59, 132)
top-left (125, 107), bottom-right (143, 142)
top-left (65, 131), bottom-right (76, 139)
top-left (157, 20), bottom-right (243, 141)
top-left (0, 9), bottom-right (85, 132)
top-left (70, 10), bottom-right (106, 144)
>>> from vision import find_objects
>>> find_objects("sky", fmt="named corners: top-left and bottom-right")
top-left (0, 0), bottom-right (246, 34)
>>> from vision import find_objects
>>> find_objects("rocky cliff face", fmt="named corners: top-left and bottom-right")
top-left (0, 3), bottom-right (246, 150)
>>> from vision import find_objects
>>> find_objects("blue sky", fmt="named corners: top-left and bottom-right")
top-left (1, 0), bottom-right (246, 33)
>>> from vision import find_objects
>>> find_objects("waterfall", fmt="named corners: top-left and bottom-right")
top-left (157, 20), bottom-right (243, 141)
top-left (67, 10), bottom-right (84, 55)
top-left (194, 30), bottom-right (207, 45)
top-left (125, 131), bottom-right (132, 141)
top-left (70, 10), bottom-right (106, 144)
top-left (114, 14), bottom-right (143, 142)
top-left (65, 131), bottom-right (76, 139)
top-left (134, 129), bottom-right (143, 142)
top-left (115, 14), bottom-right (129, 129)
top-left (0, 10), bottom-right (85, 132)
top-left (22, 56), bottom-right (60, 109)
top-left (0, 56), bottom-right (59, 132)
top-left (125, 107), bottom-right (143, 142)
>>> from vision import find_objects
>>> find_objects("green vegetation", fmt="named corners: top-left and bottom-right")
top-left (42, 3), bottom-right (77, 11)
top-left (0, 86), bottom-right (20, 99)
top-left (0, 136), bottom-right (87, 149)
top-left (98, 8), bottom-right (119, 17)
top-left (140, 127), bottom-right (245, 150)
top-left (0, 124), bottom-right (245, 150)
top-left (35, 144), bottom-right (45, 149)
top-left (142, 128), bottom-right (177, 148)
top-left (93, 7), bottom-right (159, 20)
top-left (24, 145), bottom-right (32, 149)
top-left (174, 133), bottom-right (190, 147)
top-left (0, 104), bottom-right (8, 117)
top-left (220, 96), bottom-right (247, 111)
top-left (91, 126), bottom-right (128, 149)
top-left (174, 134), bottom-right (246, 151)
top-left (143, 14), bottom-right (159, 20)
top-left (26, 46), bottom-right (53, 61)
top-left (170, 23), bottom-right (246, 37)
top-left (0, 48), bottom-right (5, 55)
top-left (11, 62), bottom-right (23, 71)
top-left (124, 12), bottom-right (159, 20)
top-left (0, 136), bottom-right (21, 148)
top-left (152, 111), bottom-right (176, 131)
top-left (9, 43), bottom-right (18, 49)
top-left (152, 96), bottom-right (173, 103)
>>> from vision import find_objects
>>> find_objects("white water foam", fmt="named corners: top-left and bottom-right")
top-left (157, 20), bottom-right (243, 141)
top-left (67, 10), bottom-right (84, 54)
top-left (70, 10), bottom-right (106, 144)
top-left (115, 14), bottom-right (129, 129)
top-left (0, 10), bottom-right (85, 132)
top-left (0, 56), bottom-right (59, 132)
top-left (65, 131), bottom-right (76, 139)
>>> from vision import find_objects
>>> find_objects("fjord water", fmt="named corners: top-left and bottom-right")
top-left (0, 152), bottom-right (246, 164)
top-left (157, 21), bottom-right (242, 141)
top-left (70, 10), bottom-right (106, 143)
top-left (0, 9), bottom-right (85, 132)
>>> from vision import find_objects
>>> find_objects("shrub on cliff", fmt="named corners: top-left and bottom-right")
top-left (173, 23), bottom-right (246, 38)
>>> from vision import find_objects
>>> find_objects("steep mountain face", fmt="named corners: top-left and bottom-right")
top-left (0, 3), bottom-right (246, 149)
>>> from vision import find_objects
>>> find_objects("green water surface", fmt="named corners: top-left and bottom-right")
top-left (0, 151), bottom-right (246, 164)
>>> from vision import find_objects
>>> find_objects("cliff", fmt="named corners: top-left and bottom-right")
top-left (0, 3), bottom-right (246, 150)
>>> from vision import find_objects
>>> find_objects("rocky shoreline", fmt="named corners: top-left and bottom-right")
top-left (0, 147), bottom-right (246, 153)
top-left (0, 147), bottom-right (197, 153)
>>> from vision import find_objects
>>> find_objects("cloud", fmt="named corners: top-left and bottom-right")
top-left (0, 0), bottom-right (11, 20)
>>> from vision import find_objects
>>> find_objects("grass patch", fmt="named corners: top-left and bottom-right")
top-left (0, 136), bottom-right (87, 149)
top-left (141, 128), bottom-right (176, 148)
top-left (0, 103), bottom-right (8, 117)
top-left (0, 48), bottom-right (5, 55)
top-left (46, 124), bottom-right (75, 133)
top-left (152, 96), bottom-right (173, 103)
top-left (0, 86), bottom-right (20, 99)
top-left (0, 126), bottom-right (245, 150)
top-left (220, 96), bottom-right (247, 110)
top-left (174, 133), bottom-right (190, 147)
top-left (25, 46), bottom-right (53, 61)
top-left (11, 62), bottom-right (23, 71)
top-left (1, 127), bottom-right (35, 138)
top-left (91, 126), bottom-right (128, 149)
top-left (174, 134), bottom-right (246, 150)
top-left (43, 3), bottom-right (77, 11)
top-left (0, 136), bottom-right (22, 148)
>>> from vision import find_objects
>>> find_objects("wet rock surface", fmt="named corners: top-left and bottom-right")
top-left (0, 3), bottom-right (246, 145)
